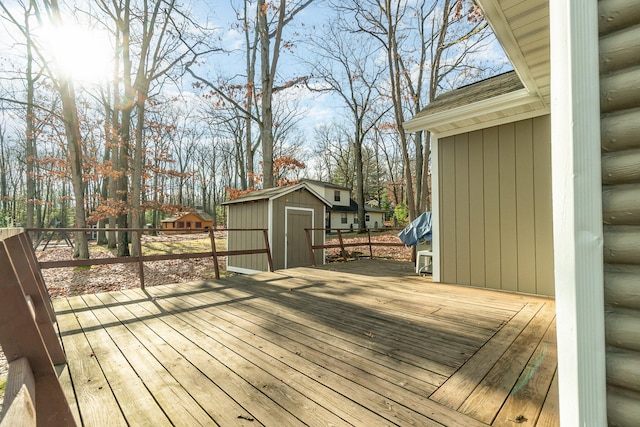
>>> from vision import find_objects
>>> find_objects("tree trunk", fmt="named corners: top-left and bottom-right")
top-left (244, 0), bottom-right (258, 188)
top-left (354, 134), bottom-right (366, 233)
top-left (25, 19), bottom-right (36, 229)
top-left (48, 0), bottom-right (88, 258)
top-left (130, 86), bottom-right (147, 256)
top-left (0, 125), bottom-right (7, 221)
top-left (257, 0), bottom-right (274, 188)
top-left (58, 80), bottom-right (89, 258)
top-left (117, 2), bottom-right (132, 257)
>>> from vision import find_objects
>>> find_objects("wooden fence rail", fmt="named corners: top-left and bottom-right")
top-left (25, 227), bottom-right (273, 290)
top-left (304, 227), bottom-right (407, 267)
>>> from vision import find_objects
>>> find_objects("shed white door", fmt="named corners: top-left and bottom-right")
top-left (285, 208), bottom-right (313, 269)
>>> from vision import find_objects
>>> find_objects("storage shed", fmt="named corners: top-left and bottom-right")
top-left (223, 183), bottom-right (330, 274)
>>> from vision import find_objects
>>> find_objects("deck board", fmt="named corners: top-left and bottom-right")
top-left (53, 259), bottom-right (558, 426)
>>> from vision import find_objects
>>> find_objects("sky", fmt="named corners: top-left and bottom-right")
top-left (0, 0), bottom-right (511, 155)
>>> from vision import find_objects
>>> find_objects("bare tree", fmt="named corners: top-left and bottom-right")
top-left (307, 19), bottom-right (390, 231)
top-left (347, 0), bottom-right (492, 219)
top-left (188, 0), bottom-right (313, 190)
top-left (31, 0), bottom-right (90, 258)
top-left (95, 0), bottom-right (212, 255)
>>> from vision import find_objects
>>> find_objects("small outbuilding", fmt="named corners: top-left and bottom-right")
top-left (161, 211), bottom-right (214, 232)
top-left (223, 182), bottom-right (331, 274)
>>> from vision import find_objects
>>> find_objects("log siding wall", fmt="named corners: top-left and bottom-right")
top-left (599, 1), bottom-right (640, 424)
top-left (438, 116), bottom-right (554, 296)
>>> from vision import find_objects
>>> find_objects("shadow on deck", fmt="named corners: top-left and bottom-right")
top-left (54, 259), bottom-right (558, 426)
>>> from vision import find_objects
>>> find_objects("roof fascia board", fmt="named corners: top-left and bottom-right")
top-left (269, 183), bottom-right (333, 207)
top-left (476, 0), bottom-right (542, 99)
top-left (433, 107), bottom-right (550, 139)
top-left (405, 89), bottom-right (542, 132)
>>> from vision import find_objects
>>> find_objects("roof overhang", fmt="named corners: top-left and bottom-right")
top-left (223, 182), bottom-right (333, 208)
top-left (269, 183), bottom-right (333, 207)
top-left (404, 88), bottom-right (549, 137)
top-left (404, 0), bottom-right (551, 137)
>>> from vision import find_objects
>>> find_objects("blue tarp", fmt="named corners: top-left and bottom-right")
top-left (397, 212), bottom-right (432, 246)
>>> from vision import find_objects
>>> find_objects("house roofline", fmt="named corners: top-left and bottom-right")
top-left (404, 88), bottom-right (547, 133)
top-left (268, 183), bottom-right (332, 207)
top-left (222, 182), bottom-right (332, 208)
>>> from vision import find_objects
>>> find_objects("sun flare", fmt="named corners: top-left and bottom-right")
top-left (40, 24), bottom-right (113, 85)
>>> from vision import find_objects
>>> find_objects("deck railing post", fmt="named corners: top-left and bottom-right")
top-left (209, 228), bottom-right (221, 280)
top-left (305, 228), bottom-right (316, 267)
top-left (367, 228), bottom-right (373, 259)
top-left (136, 230), bottom-right (145, 291)
top-left (262, 229), bottom-right (274, 272)
top-left (337, 230), bottom-right (348, 262)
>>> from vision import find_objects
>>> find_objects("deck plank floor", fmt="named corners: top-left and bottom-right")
top-left (53, 259), bottom-right (558, 426)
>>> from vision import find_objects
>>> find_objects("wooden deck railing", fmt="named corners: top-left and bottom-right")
top-left (26, 227), bottom-right (273, 290)
top-left (0, 232), bottom-right (76, 426)
top-left (304, 228), bottom-right (407, 267)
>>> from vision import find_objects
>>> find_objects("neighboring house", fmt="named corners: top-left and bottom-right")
top-left (405, 1), bottom-right (639, 425)
top-left (161, 211), bottom-right (214, 231)
top-left (327, 199), bottom-right (386, 230)
top-left (301, 179), bottom-right (386, 230)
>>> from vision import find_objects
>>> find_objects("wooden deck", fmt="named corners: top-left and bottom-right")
top-left (53, 259), bottom-right (558, 426)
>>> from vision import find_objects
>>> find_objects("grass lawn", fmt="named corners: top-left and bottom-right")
top-left (141, 237), bottom-right (227, 255)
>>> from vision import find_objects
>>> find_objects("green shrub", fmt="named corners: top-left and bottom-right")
top-left (394, 203), bottom-right (409, 226)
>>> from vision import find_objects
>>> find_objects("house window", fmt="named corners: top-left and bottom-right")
top-left (186, 221), bottom-right (192, 228)
top-left (334, 190), bottom-right (341, 202)
top-left (354, 216), bottom-right (358, 224)
top-left (195, 222), bottom-right (202, 228)
top-left (177, 221), bottom-right (184, 228)
top-left (365, 214), bottom-right (370, 222)
top-left (341, 213), bottom-right (347, 224)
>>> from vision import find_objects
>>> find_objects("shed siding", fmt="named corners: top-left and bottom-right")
top-left (439, 115), bottom-right (554, 295)
top-left (599, 2), bottom-right (640, 423)
top-left (227, 200), bottom-right (269, 272)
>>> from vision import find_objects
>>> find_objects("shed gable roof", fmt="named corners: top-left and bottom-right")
top-left (222, 183), bottom-right (331, 206)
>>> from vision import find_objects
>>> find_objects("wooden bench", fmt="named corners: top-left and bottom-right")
top-left (0, 232), bottom-right (76, 426)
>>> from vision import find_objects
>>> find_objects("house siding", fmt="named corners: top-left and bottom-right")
top-left (599, 2), bottom-right (640, 423)
top-left (439, 115), bottom-right (554, 295)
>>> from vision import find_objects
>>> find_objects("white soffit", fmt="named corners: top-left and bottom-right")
top-left (477, 0), bottom-right (551, 103)
top-left (404, 88), bottom-right (548, 135)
